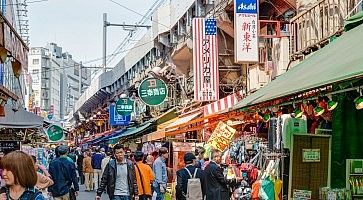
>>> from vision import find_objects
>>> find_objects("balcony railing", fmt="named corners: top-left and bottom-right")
top-left (290, 0), bottom-right (362, 59)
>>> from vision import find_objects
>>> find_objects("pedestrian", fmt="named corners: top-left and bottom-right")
top-left (145, 155), bottom-right (154, 169)
top-left (0, 151), bottom-right (45, 200)
top-left (68, 149), bottom-right (77, 163)
top-left (48, 145), bottom-right (79, 200)
top-left (175, 152), bottom-right (204, 200)
top-left (204, 149), bottom-right (229, 200)
top-left (96, 144), bottom-right (139, 200)
top-left (83, 151), bottom-right (94, 192)
top-left (101, 150), bottom-right (112, 175)
top-left (91, 148), bottom-right (104, 191)
top-left (31, 156), bottom-right (54, 190)
top-left (134, 151), bottom-right (154, 200)
top-left (194, 147), bottom-right (205, 169)
top-left (152, 147), bottom-right (168, 200)
top-left (76, 149), bottom-right (85, 185)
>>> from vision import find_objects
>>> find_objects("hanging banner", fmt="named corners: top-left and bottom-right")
top-left (109, 105), bottom-right (131, 126)
top-left (46, 124), bottom-right (64, 142)
top-left (193, 18), bottom-right (219, 102)
top-left (207, 121), bottom-right (236, 151)
top-left (234, 0), bottom-right (259, 63)
top-left (138, 78), bottom-right (168, 106)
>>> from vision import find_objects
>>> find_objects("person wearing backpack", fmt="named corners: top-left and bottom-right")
top-left (175, 153), bottom-right (204, 200)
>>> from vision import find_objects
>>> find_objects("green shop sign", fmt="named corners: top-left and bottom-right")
top-left (46, 124), bottom-right (64, 142)
top-left (138, 78), bottom-right (167, 106)
top-left (116, 98), bottom-right (134, 116)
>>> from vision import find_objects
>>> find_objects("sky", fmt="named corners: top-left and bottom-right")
top-left (28, 0), bottom-right (156, 68)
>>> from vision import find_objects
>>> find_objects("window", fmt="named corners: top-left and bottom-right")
top-left (33, 59), bottom-right (39, 65)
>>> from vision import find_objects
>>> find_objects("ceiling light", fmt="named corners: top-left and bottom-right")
top-left (314, 106), bottom-right (325, 116)
top-left (355, 96), bottom-right (363, 110)
top-left (293, 108), bottom-right (303, 118)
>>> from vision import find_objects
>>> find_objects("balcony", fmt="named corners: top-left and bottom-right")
top-left (290, 0), bottom-right (362, 59)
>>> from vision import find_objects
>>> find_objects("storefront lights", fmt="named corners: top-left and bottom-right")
top-left (327, 100), bottom-right (338, 111)
top-left (294, 108), bottom-right (303, 118)
top-left (354, 96), bottom-right (363, 110)
top-left (314, 106), bottom-right (325, 116)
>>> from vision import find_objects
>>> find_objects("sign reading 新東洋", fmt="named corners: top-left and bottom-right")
top-left (109, 105), bottom-right (131, 126)
top-left (116, 98), bottom-right (134, 116)
top-left (46, 124), bottom-right (64, 142)
top-left (234, 0), bottom-right (259, 63)
top-left (207, 122), bottom-right (236, 151)
top-left (302, 149), bottom-right (321, 162)
top-left (138, 78), bottom-right (168, 106)
top-left (192, 18), bottom-right (219, 102)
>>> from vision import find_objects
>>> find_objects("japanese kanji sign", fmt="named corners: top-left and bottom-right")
top-left (234, 0), bottom-right (259, 63)
top-left (138, 78), bottom-right (168, 106)
top-left (193, 18), bottom-right (219, 102)
top-left (109, 105), bottom-right (131, 126)
top-left (207, 121), bottom-right (236, 151)
top-left (116, 98), bottom-right (134, 116)
top-left (46, 124), bottom-right (64, 142)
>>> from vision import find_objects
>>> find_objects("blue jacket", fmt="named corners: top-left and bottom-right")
top-left (91, 153), bottom-right (104, 169)
top-left (152, 156), bottom-right (168, 188)
top-left (49, 156), bottom-right (79, 197)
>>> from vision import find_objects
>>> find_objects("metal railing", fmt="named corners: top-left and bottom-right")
top-left (290, 0), bottom-right (362, 58)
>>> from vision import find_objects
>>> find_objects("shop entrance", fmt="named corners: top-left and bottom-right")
top-left (289, 134), bottom-right (331, 199)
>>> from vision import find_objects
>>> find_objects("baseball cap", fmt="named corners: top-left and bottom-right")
top-left (184, 152), bottom-right (196, 164)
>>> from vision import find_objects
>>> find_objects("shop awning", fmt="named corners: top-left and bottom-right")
top-left (165, 111), bottom-right (202, 131)
top-left (345, 11), bottom-right (363, 31)
top-left (109, 121), bottom-right (156, 144)
top-left (142, 117), bottom-right (179, 142)
top-left (203, 90), bottom-right (244, 116)
top-left (0, 105), bottom-right (43, 129)
top-left (232, 23), bottom-right (363, 110)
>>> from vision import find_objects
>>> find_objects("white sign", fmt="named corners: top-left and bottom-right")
top-left (234, 0), bottom-right (259, 63)
top-left (193, 18), bottom-right (219, 101)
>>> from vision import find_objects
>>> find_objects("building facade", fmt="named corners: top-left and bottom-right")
top-left (28, 43), bottom-right (91, 121)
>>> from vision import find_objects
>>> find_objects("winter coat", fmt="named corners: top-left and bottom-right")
top-left (96, 159), bottom-right (138, 200)
top-left (204, 161), bottom-right (229, 200)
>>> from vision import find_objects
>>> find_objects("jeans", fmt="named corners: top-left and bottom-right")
top-left (153, 185), bottom-right (165, 200)
top-left (113, 195), bottom-right (131, 200)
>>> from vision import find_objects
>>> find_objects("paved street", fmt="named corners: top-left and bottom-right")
top-left (77, 185), bottom-right (108, 200)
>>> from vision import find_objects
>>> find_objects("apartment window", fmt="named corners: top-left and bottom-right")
top-left (33, 59), bottom-right (39, 65)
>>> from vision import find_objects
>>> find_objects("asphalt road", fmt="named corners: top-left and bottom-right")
top-left (77, 185), bottom-right (109, 200)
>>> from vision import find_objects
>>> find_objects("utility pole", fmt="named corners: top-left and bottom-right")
top-left (102, 13), bottom-right (151, 73)
top-left (103, 13), bottom-right (107, 73)
top-left (79, 61), bottom-right (82, 97)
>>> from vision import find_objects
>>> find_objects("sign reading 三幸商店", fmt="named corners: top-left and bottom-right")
top-left (116, 98), bottom-right (134, 116)
top-left (234, 0), bottom-right (259, 63)
top-left (46, 124), bottom-right (64, 142)
top-left (192, 18), bottom-right (219, 102)
top-left (138, 78), bottom-right (168, 106)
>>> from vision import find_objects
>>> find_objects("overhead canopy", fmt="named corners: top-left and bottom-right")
top-left (0, 105), bottom-right (43, 129)
top-left (345, 11), bottom-right (363, 31)
top-left (166, 111), bottom-right (202, 130)
top-left (109, 121), bottom-right (156, 144)
top-left (233, 23), bottom-right (363, 110)
top-left (142, 117), bottom-right (179, 142)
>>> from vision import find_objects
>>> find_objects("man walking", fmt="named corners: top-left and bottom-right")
top-left (96, 144), bottom-right (139, 200)
top-left (49, 145), bottom-right (79, 200)
top-left (134, 151), bottom-right (154, 200)
top-left (204, 149), bottom-right (229, 200)
top-left (175, 153), bottom-right (204, 200)
top-left (153, 147), bottom-right (168, 200)
top-left (76, 148), bottom-right (85, 185)
top-left (92, 147), bottom-right (105, 190)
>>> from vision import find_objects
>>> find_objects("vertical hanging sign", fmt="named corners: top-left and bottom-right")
top-left (234, 0), bottom-right (259, 63)
top-left (193, 18), bottom-right (219, 102)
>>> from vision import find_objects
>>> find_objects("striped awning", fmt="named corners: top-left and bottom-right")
top-left (203, 90), bottom-right (244, 116)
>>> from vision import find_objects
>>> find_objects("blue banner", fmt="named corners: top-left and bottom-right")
top-left (235, 0), bottom-right (258, 14)
top-left (109, 105), bottom-right (131, 126)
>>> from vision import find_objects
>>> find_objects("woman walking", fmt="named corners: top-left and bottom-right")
top-left (83, 151), bottom-right (94, 191)
top-left (0, 151), bottom-right (45, 200)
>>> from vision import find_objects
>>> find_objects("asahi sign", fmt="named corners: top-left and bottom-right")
top-left (234, 0), bottom-right (259, 63)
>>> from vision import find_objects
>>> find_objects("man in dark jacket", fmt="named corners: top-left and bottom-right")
top-left (76, 148), bottom-right (85, 185)
top-left (204, 149), bottom-right (229, 200)
top-left (92, 148), bottom-right (105, 191)
top-left (49, 145), bottom-right (80, 200)
top-left (176, 153), bottom-right (204, 200)
top-left (96, 144), bottom-right (139, 200)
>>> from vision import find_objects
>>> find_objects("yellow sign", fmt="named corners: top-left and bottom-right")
top-left (207, 122), bottom-right (236, 151)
